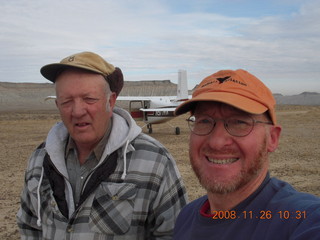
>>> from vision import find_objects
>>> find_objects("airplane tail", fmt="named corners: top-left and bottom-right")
top-left (177, 70), bottom-right (188, 100)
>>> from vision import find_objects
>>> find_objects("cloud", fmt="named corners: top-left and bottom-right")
top-left (0, 0), bottom-right (319, 94)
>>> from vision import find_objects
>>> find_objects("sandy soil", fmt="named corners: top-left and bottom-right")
top-left (0, 105), bottom-right (319, 239)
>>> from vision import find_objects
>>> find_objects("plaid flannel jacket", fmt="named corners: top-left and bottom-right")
top-left (17, 133), bottom-right (187, 240)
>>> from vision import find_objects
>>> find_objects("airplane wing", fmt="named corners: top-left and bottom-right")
top-left (139, 107), bottom-right (176, 112)
top-left (45, 96), bottom-right (56, 100)
top-left (44, 96), bottom-right (156, 101)
top-left (117, 96), bottom-right (176, 101)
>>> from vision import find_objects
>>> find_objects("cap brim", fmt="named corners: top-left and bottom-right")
top-left (40, 63), bottom-right (104, 82)
top-left (175, 92), bottom-right (268, 116)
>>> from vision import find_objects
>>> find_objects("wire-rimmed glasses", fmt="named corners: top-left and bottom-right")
top-left (186, 114), bottom-right (273, 137)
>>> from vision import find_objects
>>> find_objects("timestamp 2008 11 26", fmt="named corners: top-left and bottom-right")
top-left (211, 210), bottom-right (307, 220)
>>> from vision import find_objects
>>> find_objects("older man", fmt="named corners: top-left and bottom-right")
top-left (17, 51), bottom-right (187, 239)
top-left (173, 69), bottom-right (320, 240)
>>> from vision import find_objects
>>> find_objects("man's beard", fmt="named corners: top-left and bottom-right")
top-left (190, 136), bottom-right (268, 195)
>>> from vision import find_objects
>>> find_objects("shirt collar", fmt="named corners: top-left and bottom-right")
top-left (65, 120), bottom-right (112, 161)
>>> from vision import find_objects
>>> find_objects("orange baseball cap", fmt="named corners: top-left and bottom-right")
top-left (175, 69), bottom-right (277, 124)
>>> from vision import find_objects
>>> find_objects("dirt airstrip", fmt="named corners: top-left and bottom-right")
top-left (0, 105), bottom-right (319, 239)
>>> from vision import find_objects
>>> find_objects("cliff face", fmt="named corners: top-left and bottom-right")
top-left (0, 82), bottom-right (56, 111)
top-left (0, 81), bottom-right (319, 112)
top-left (0, 81), bottom-right (180, 112)
top-left (274, 92), bottom-right (320, 105)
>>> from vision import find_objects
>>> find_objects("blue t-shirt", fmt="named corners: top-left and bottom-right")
top-left (174, 175), bottom-right (320, 240)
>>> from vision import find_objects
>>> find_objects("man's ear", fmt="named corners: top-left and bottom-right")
top-left (107, 92), bottom-right (117, 112)
top-left (267, 125), bottom-right (282, 152)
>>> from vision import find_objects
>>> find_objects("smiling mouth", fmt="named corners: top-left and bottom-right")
top-left (206, 157), bottom-right (239, 164)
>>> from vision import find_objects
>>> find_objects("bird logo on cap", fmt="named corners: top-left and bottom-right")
top-left (216, 76), bottom-right (231, 84)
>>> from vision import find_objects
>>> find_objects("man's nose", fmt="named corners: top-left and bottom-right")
top-left (72, 100), bottom-right (86, 117)
top-left (206, 121), bottom-right (233, 150)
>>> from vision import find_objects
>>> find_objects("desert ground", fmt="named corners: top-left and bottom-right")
top-left (0, 105), bottom-right (319, 239)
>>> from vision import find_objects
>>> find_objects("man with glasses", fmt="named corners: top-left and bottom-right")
top-left (173, 69), bottom-right (320, 240)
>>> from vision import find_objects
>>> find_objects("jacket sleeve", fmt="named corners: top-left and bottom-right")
top-left (148, 153), bottom-right (188, 240)
top-left (17, 148), bottom-right (45, 239)
top-left (17, 174), bottom-right (42, 239)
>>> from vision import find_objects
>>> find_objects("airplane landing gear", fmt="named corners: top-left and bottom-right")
top-left (144, 123), bottom-right (180, 135)
top-left (167, 123), bottom-right (181, 135)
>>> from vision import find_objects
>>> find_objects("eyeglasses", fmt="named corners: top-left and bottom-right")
top-left (186, 115), bottom-right (273, 137)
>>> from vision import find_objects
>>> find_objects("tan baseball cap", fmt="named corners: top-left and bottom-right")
top-left (40, 51), bottom-right (123, 96)
top-left (175, 69), bottom-right (277, 124)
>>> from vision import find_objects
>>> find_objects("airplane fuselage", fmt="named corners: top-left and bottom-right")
top-left (144, 109), bottom-right (175, 124)
top-left (116, 70), bottom-right (189, 134)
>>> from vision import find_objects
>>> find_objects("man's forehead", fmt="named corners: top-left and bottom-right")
top-left (55, 70), bottom-right (107, 97)
top-left (55, 69), bottom-right (107, 89)
top-left (55, 68), bottom-right (105, 81)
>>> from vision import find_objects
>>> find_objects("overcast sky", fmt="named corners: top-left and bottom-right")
top-left (0, 0), bottom-right (319, 95)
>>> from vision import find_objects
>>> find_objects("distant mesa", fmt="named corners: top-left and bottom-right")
top-left (0, 81), bottom-right (319, 112)
top-left (274, 92), bottom-right (320, 106)
top-left (299, 92), bottom-right (319, 96)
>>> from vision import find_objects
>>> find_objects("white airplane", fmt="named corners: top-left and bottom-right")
top-left (117, 70), bottom-right (189, 135)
